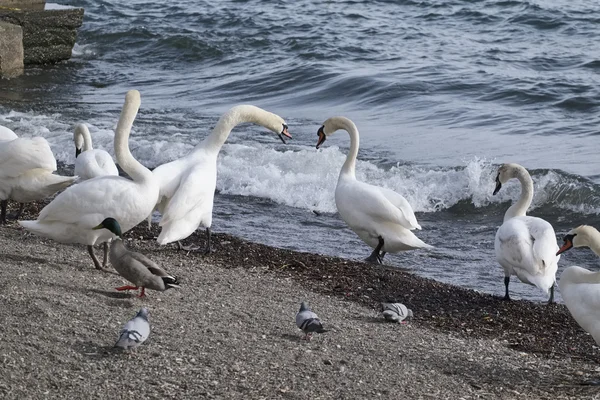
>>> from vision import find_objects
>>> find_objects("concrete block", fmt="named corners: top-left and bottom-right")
top-left (0, 1), bottom-right (46, 11)
top-left (0, 5), bottom-right (83, 64)
top-left (0, 21), bottom-right (24, 77)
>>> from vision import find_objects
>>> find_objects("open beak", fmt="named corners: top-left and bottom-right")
top-left (557, 237), bottom-right (574, 255)
top-left (316, 127), bottom-right (326, 149)
top-left (92, 223), bottom-right (104, 230)
top-left (278, 124), bottom-right (292, 144)
top-left (493, 176), bottom-right (502, 195)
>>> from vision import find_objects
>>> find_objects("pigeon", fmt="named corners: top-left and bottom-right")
top-left (114, 308), bottom-right (150, 350)
top-left (295, 302), bottom-right (328, 340)
top-left (381, 302), bottom-right (413, 323)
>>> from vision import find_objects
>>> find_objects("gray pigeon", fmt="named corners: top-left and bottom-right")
top-left (295, 302), bottom-right (328, 340)
top-left (114, 308), bottom-right (150, 350)
top-left (381, 302), bottom-right (413, 323)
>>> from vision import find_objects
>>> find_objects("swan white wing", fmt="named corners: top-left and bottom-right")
top-left (526, 217), bottom-right (560, 268)
top-left (74, 149), bottom-right (118, 180)
top-left (337, 179), bottom-right (417, 230)
top-left (159, 164), bottom-right (216, 226)
top-left (376, 186), bottom-right (421, 230)
top-left (37, 176), bottom-right (141, 227)
top-left (495, 216), bottom-right (558, 290)
top-left (0, 137), bottom-right (56, 178)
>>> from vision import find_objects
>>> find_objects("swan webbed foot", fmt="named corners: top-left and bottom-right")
top-left (177, 241), bottom-right (201, 252)
top-left (203, 245), bottom-right (213, 255)
top-left (365, 253), bottom-right (383, 264)
top-left (502, 295), bottom-right (511, 301)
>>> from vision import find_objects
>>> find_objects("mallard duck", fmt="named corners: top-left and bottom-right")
top-left (93, 217), bottom-right (180, 297)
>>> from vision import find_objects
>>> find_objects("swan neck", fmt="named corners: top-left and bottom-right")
top-left (503, 169), bottom-right (533, 221)
top-left (584, 230), bottom-right (600, 257)
top-left (199, 106), bottom-right (272, 153)
top-left (114, 94), bottom-right (152, 183)
top-left (80, 128), bottom-right (93, 151)
top-left (340, 121), bottom-right (359, 179)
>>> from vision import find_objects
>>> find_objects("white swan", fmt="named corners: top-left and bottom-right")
top-left (493, 163), bottom-right (559, 302)
top-left (73, 123), bottom-right (118, 181)
top-left (0, 127), bottom-right (76, 224)
top-left (20, 90), bottom-right (159, 270)
top-left (315, 117), bottom-right (431, 264)
top-left (557, 226), bottom-right (600, 375)
top-left (151, 105), bottom-right (291, 253)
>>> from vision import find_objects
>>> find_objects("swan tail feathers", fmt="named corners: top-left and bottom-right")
top-left (47, 176), bottom-right (78, 192)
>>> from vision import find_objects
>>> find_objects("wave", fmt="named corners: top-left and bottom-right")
top-left (2, 108), bottom-right (600, 218)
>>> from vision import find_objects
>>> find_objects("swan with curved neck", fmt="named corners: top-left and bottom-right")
top-left (315, 116), bottom-right (431, 264)
top-left (151, 105), bottom-right (291, 253)
top-left (493, 163), bottom-right (559, 303)
top-left (556, 225), bottom-right (600, 384)
top-left (0, 126), bottom-right (76, 224)
top-left (19, 90), bottom-right (159, 270)
top-left (73, 123), bottom-right (118, 181)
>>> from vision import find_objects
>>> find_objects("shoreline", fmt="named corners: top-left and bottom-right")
top-left (1, 201), bottom-right (599, 398)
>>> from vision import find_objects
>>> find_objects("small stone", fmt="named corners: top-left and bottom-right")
top-left (323, 359), bottom-right (333, 366)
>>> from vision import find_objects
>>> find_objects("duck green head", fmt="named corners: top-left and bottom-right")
top-left (93, 217), bottom-right (122, 238)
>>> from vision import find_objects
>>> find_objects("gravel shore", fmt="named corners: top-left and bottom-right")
top-left (1, 205), bottom-right (599, 399)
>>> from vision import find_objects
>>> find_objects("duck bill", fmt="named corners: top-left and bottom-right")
top-left (556, 239), bottom-right (573, 255)
top-left (92, 223), bottom-right (104, 230)
top-left (316, 131), bottom-right (326, 149)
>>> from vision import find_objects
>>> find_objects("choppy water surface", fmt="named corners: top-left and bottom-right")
top-left (1, 0), bottom-right (600, 302)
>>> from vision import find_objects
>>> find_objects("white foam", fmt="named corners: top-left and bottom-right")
top-left (71, 43), bottom-right (96, 58)
top-left (2, 109), bottom-right (599, 216)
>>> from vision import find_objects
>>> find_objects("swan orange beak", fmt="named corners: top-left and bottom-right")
top-left (316, 126), bottom-right (326, 149)
top-left (557, 234), bottom-right (575, 255)
top-left (278, 124), bottom-right (292, 144)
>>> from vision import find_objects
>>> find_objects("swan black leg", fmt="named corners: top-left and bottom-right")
top-left (10, 203), bottom-right (25, 221)
top-left (87, 245), bottom-right (104, 270)
top-left (547, 284), bottom-right (555, 305)
top-left (503, 276), bottom-right (511, 301)
top-left (204, 227), bottom-right (212, 255)
top-left (365, 236), bottom-right (385, 264)
top-left (0, 200), bottom-right (7, 224)
top-left (102, 242), bottom-right (109, 269)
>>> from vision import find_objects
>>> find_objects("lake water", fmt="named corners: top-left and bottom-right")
top-left (1, 0), bottom-right (600, 302)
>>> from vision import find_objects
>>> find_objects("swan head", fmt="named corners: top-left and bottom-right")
top-left (316, 117), bottom-right (357, 149)
top-left (493, 163), bottom-right (523, 195)
top-left (73, 125), bottom-right (85, 157)
top-left (73, 123), bottom-right (91, 157)
top-left (557, 225), bottom-right (599, 255)
top-left (93, 217), bottom-right (123, 238)
top-left (277, 123), bottom-right (291, 144)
